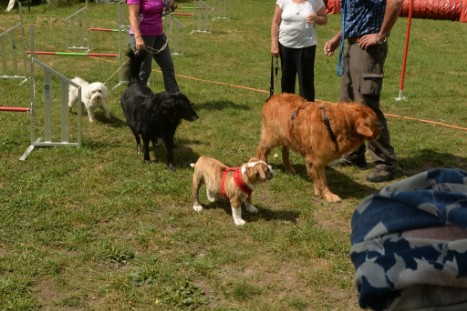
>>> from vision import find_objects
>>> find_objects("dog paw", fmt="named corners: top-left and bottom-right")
top-left (234, 218), bottom-right (246, 226)
top-left (246, 205), bottom-right (259, 214)
top-left (167, 164), bottom-right (176, 172)
top-left (324, 193), bottom-right (341, 203)
top-left (207, 191), bottom-right (218, 202)
top-left (193, 204), bottom-right (203, 212)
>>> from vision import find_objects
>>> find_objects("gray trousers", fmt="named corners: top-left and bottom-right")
top-left (340, 42), bottom-right (397, 169)
top-left (131, 34), bottom-right (179, 93)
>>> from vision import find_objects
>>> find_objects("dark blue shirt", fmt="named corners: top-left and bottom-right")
top-left (340, 0), bottom-right (386, 38)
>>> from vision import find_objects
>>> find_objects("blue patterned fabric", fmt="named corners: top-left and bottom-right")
top-left (340, 0), bottom-right (386, 38)
top-left (350, 168), bottom-right (467, 310)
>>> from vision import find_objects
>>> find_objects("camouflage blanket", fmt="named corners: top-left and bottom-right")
top-left (350, 168), bottom-right (467, 310)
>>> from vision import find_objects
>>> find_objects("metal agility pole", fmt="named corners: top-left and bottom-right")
top-left (395, 0), bottom-right (413, 101)
top-left (25, 51), bottom-right (119, 57)
top-left (89, 27), bottom-right (127, 32)
top-left (63, 0), bottom-right (92, 51)
top-left (164, 14), bottom-right (185, 56)
top-left (0, 2), bottom-right (28, 85)
top-left (0, 106), bottom-right (30, 112)
top-left (21, 26), bottom-right (82, 161)
top-left (190, 0), bottom-right (213, 34)
top-left (113, 0), bottom-right (131, 90)
top-left (213, 0), bottom-right (229, 20)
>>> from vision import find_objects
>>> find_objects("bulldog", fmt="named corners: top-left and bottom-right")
top-left (191, 156), bottom-right (274, 226)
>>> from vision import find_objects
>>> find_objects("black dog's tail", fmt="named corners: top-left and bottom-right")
top-left (125, 49), bottom-right (148, 85)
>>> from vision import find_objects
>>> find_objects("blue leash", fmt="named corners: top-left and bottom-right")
top-left (336, 1), bottom-right (346, 77)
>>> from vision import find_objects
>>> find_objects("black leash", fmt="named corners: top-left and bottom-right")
top-left (320, 105), bottom-right (339, 153)
top-left (268, 56), bottom-right (279, 100)
top-left (290, 104), bottom-right (339, 153)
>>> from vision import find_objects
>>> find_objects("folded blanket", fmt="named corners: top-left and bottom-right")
top-left (350, 168), bottom-right (467, 310)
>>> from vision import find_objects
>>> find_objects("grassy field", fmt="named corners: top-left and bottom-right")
top-left (1, 0), bottom-right (466, 310)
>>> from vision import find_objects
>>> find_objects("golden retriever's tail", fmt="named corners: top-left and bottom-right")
top-left (125, 49), bottom-right (148, 85)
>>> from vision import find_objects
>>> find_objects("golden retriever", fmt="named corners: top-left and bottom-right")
top-left (256, 93), bottom-right (380, 202)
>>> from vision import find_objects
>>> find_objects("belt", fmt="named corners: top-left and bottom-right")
top-left (347, 37), bottom-right (362, 44)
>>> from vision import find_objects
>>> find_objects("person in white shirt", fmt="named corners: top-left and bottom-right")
top-left (271, 0), bottom-right (328, 101)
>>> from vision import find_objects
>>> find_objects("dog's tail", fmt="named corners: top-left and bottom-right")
top-left (125, 49), bottom-right (148, 85)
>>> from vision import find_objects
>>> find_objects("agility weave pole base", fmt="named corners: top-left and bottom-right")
top-left (190, 0), bottom-right (213, 34)
top-left (0, 2), bottom-right (28, 85)
top-left (164, 15), bottom-right (185, 56)
top-left (20, 26), bottom-right (82, 161)
top-left (112, 0), bottom-right (131, 90)
top-left (213, 0), bottom-right (229, 20)
top-left (64, 0), bottom-right (91, 51)
top-left (20, 56), bottom-right (83, 161)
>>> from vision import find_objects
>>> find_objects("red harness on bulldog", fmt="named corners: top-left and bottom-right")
top-left (221, 167), bottom-right (252, 198)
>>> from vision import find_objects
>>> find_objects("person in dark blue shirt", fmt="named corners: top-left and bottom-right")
top-left (324, 0), bottom-right (402, 183)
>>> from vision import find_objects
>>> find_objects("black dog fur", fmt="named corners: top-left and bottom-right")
top-left (120, 49), bottom-right (199, 171)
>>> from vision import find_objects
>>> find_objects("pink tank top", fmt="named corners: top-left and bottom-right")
top-left (127, 0), bottom-right (164, 36)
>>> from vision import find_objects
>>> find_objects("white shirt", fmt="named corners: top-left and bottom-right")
top-left (277, 0), bottom-right (325, 48)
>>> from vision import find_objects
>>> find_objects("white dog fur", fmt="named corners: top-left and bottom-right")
top-left (68, 77), bottom-right (110, 122)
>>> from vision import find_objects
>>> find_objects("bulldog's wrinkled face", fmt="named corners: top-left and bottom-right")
top-left (241, 158), bottom-right (274, 184)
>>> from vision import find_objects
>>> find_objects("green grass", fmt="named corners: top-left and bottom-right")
top-left (1, 1), bottom-right (466, 310)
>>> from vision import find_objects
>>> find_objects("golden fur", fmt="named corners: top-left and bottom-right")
top-left (191, 156), bottom-right (274, 226)
top-left (256, 93), bottom-right (380, 202)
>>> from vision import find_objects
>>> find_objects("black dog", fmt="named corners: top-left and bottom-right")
top-left (120, 49), bottom-right (199, 171)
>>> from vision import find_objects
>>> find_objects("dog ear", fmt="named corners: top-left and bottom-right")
top-left (159, 95), bottom-right (177, 121)
top-left (355, 115), bottom-right (377, 138)
top-left (356, 123), bottom-right (374, 138)
top-left (84, 86), bottom-right (92, 99)
top-left (256, 166), bottom-right (267, 180)
top-left (101, 84), bottom-right (109, 98)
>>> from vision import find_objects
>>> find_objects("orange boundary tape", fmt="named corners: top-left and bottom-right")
top-left (174, 73), bottom-right (467, 132)
top-left (384, 113), bottom-right (467, 131)
top-left (91, 57), bottom-right (467, 132)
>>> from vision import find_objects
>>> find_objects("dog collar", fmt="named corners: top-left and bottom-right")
top-left (221, 167), bottom-right (253, 199)
top-left (320, 105), bottom-right (339, 153)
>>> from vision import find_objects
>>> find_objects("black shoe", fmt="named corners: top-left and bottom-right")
top-left (331, 157), bottom-right (368, 170)
top-left (367, 167), bottom-right (395, 183)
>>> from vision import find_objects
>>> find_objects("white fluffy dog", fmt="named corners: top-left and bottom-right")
top-left (68, 77), bottom-right (110, 122)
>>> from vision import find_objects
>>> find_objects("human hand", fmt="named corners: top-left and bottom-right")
top-left (168, 0), bottom-right (175, 10)
top-left (358, 33), bottom-right (380, 49)
top-left (271, 42), bottom-right (280, 57)
top-left (135, 36), bottom-right (145, 51)
top-left (323, 39), bottom-right (338, 56)
top-left (306, 13), bottom-right (316, 25)
top-left (271, 47), bottom-right (280, 57)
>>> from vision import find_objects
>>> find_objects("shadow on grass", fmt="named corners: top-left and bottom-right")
top-left (274, 148), bottom-right (467, 201)
top-left (149, 137), bottom-right (201, 167)
top-left (397, 148), bottom-right (467, 178)
top-left (104, 115), bottom-right (127, 128)
top-left (201, 201), bottom-right (301, 224)
top-left (196, 100), bottom-right (251, 112)
top-left (271, 162), bottom-right (380, 201)
top-left (70, 111), bottom-right (128, 128)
